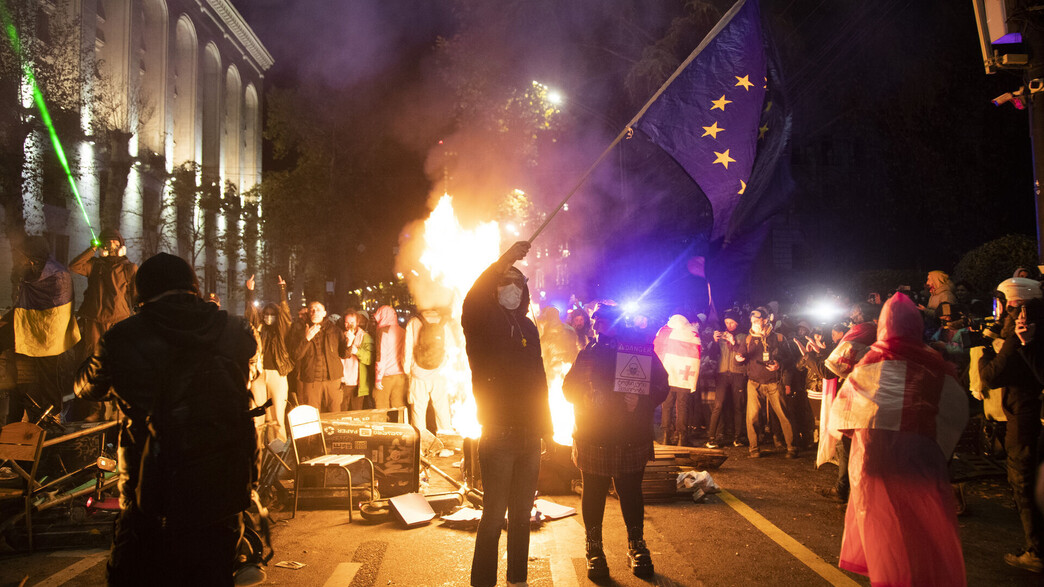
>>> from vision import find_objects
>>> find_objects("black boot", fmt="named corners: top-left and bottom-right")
top-left (627, 538), bottom-right (654, 578)
top-left (586, 538), bottom-right (610, 582)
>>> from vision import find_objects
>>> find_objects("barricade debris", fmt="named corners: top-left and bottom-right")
top-left (676, 470), bottom-right (721, 503)
top-left (273, 561), bottom-right (305, 570)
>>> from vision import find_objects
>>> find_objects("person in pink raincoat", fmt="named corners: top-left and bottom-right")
top-left (828, 293), bottom-right (969, 586)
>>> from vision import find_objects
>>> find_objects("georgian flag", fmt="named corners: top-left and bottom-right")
top-left (827, 295), bottom-right (969, 457)
top-left (653, 316), bottom-right (702, 390)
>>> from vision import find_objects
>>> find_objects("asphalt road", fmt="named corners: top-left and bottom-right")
top-left (0, 444), bottom-right (1039, 586)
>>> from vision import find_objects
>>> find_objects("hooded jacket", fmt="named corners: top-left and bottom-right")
top-left (653, 314), bottom-right (702, 390)
top-left (74, 294), bottom-right (258, 512)
top-left (461, 261), bottom-right (551, 434)
top-left (69, 235), bottom-right (137, 324)
top-left (374, 305), bottom-right (406, 384)
top-left (829, 293), bottom-right (968, 456)
top-left (926, 270), bottom-right (957, 315)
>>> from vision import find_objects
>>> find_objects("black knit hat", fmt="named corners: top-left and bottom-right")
top-left (98, 227), bottom-right (124, 246)
top-left (136, 253), bottom-right (199, 303)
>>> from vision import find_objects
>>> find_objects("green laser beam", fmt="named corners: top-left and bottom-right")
top-left (1, 1), bottom-right (97, 244)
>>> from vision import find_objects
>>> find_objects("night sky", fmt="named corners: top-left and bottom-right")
top-left (231, 0), bottom-right (1037, 305)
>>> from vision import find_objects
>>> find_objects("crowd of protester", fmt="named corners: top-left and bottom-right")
top-left (4, 230), bottom-right (1044, 585)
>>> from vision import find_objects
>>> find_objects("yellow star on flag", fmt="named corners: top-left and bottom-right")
top-left (739, 180), bottom-right (747, 195)
top-left (713, 149), bottom-right (736, 169)
top-left (758, 124), bottom-right (768, 139)
top-left (735, 75), bottom-right (754, 91)
top-left (710, 95), bottom-right (732, 111)
top-left (702, 121), bottom-right (724, 139)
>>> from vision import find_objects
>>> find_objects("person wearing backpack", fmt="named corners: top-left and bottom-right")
top-left (404, 308), bottom-right (453, 433)
top-left (75, 253), bottom-right (259, 586)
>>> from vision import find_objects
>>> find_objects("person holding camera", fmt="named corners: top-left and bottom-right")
top-left (979, 280), bottom-right (1044, 573)
top-left (706, 309), bottom-right (747, 448)
top-left (738, 306), bottom-right (797, 458)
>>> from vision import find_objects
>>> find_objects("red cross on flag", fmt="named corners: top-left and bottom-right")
top-left (653, 315), bottom-right (702, 391)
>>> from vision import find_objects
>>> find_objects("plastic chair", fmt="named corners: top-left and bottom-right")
top-left (287, 405), bottom-right (375, 522)
top-left (0, 422), bottom-right (47, 550)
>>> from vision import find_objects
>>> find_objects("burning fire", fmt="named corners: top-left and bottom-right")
top-left (412, 195), bottom-right (499, 438)
top-left (546, 361), bottom-right (574, 446)
top-left (401, 193), bottom-right (576, 445)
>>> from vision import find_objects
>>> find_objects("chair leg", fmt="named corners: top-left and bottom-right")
top-left (367, 460), bottom-right (376, 502)
top-left (346, 468), bottom-right (353, 523)
top-left (292, 468), bottom-right (300, 519)
top-left (25, 497), bottom-right (32, 552)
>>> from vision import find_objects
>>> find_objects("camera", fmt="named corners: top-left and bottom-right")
top-left (993, 91), bottom-right (1026, 109)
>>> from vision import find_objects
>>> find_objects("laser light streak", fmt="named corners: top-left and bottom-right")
top-left (1, 2), bottom-right (97, 242)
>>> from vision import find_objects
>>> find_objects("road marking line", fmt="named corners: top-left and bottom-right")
top-left (718, 489), bottom-right (859, 587)
top-left (547, 516), bottom-right (584, 587)
top-left (32, 551), bottom-right (107, 587)
top-left (323, 561), bottom-right (362, 586)
top-left (47, 549), bottom-right (107, 557)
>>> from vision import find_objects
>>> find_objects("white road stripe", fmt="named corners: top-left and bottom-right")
top-left (46, 549), bottom-right (107, 558)
top-left (323, 561), bottom-right (362, 586)
top-left (548, 516), bottom-right (585, 587)
top-left (33, 551), bottom-right (107, 587)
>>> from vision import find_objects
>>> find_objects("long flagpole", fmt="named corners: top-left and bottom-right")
top-left (527, 0), bottom-right (750, 242)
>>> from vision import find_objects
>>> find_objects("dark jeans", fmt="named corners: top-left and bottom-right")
top-left (788, 391), bottom-right (815, 449)
top-left (340, 384), bottom-right (372, 411)
top-left (581, 469), bottom-right (645, 541)
top-left (1007, 411), bottom-right (1042, 553)
top-left (470, 426), bottom-right (541, 587)
top-left (708, 373), bottom-right (745, 442)
top-left (661, 387), bottom-right (690, 444)
top-left (8, 354), bottom-right (63, 424)
top-left (835, 434), bottom-right (851, 498)
top-left (108, 508), bottom-right (241, 586)
top-left (746, 380), bottom-right (794, 452)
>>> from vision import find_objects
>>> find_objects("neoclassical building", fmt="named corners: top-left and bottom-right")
top-left (2, 0), bottom-right (271, 310)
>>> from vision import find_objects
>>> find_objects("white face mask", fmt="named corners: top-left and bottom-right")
top-left (497, 284), bottom-right (523, 310)
top-left (263, 315), bottom-right (276, 326)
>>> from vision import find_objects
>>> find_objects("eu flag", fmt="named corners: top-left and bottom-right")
top-left (634, 0), bottom-right (767, 241)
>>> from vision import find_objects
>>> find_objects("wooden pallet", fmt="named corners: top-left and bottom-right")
top-left (641, 446), bottom-right (727, 501)
top-left (653, 445), bottom-right (728, 469)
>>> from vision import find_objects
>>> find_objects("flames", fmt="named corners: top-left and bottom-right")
top-left (401, 194), bottom-right (575, 445)
top-left (546, 361), bottom-right (574, 446)
top-left (409, 195), bottom-right (499, 439)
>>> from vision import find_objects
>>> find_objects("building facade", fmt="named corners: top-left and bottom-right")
top-left (3, 0), bottom-right (271, 310)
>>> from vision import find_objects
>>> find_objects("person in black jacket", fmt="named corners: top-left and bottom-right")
top-left (980, 297), bottom-right (1044, 573)
top-left (245, 274), bottom-right (293, 441)
top-left (289, 301), bottom-right (349, 413)
top-left (739, 306), bottom-right (797, 458)
top-left (461, 240), bottom-right (552, 587)
top-left (66, 228), bottom-right (136, 422)
top-left (564, 304), bottom-right (669, 581)
top-left (74, 252), bottom-right (258, 586)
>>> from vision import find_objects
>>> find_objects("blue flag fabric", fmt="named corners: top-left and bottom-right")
top-left (634, 0), bottom-right (766, 241)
